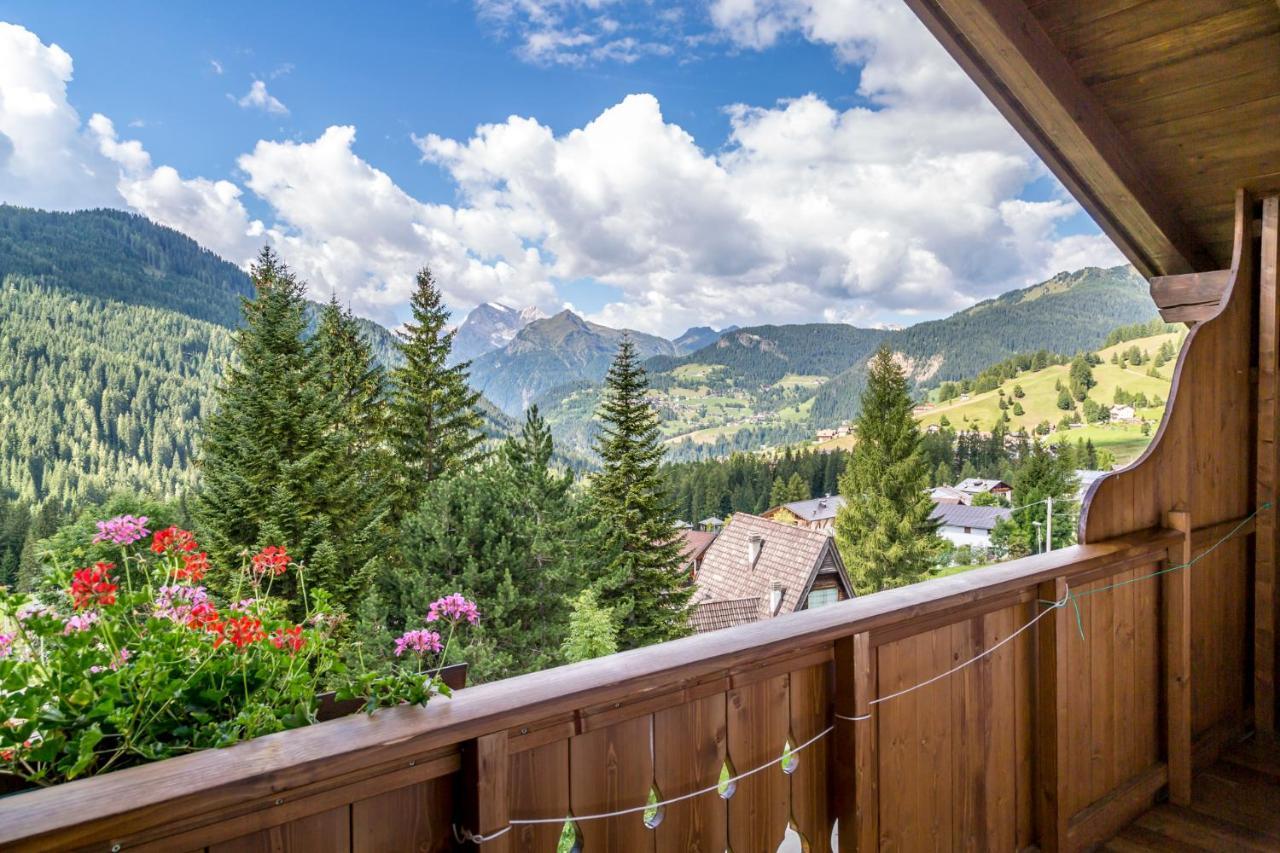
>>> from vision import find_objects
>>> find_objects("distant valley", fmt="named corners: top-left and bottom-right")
top-left (0, 204), bottom-right (1165, 504)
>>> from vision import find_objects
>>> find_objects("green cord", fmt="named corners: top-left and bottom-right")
top-left (1036, 501), bottom-right (1271, 640)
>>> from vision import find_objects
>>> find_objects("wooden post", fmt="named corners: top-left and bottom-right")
top-left (834, 632), bottom-right (878, 853)
top-left (1035, 577), bottom-right (1069, 853)
top-left (1163, 510), bottom-right (1193, 805)
top-left (460, 731), bottom-right (511, 853)
top-left (851, 632), bottom-right (878, 852)
top-left (1258, 194), bottom-right (1280, 735)
top-left (833, 635), bottom-right (857, 853)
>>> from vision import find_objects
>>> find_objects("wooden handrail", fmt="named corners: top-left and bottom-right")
top-left (0, 526), bottom-right (1181, 848)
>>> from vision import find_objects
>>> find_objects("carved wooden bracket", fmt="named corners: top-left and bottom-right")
top-left (1149, 269), bottom-right (1232, 324)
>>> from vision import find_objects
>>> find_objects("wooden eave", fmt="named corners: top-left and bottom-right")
top-left (901, 0), bottom-right (1280, 278)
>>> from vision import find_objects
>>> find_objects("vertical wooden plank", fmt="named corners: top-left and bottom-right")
top-left (209, 807), bottom-right (349, 853)
top-left (1014, 600), bottom-right (1036, 850)
top-left (351, 778), bottom-right (453, 853)
top-left (788, 663), bottom-right (831, 853)
top-left (461, 732), bottom-right (510, 853)
top-left (726, 674), bottom-right (790, 853)
top-left (852, 632), bottom-right (878, 853)
top-left (1164, 509), bottom-right (1194, 805)
top-left (510, 739), bottom-right (570, 853)
top-left (653, 693), bottom-right (728, 853)
top-left (832, 636), bottom-right (857, 853)
top-left (1090, 571), bottom-right (1117, 799)
top-left (984, 607), bottom-right (1019, 850)
top-left (1258, 193), bottom-right (1280, 735)
top-left (1036, 578), bottom-right (1069, 853)
top-left (1134, 563), bottom-right (1161, 770)
top-left (1112, 566), bottom-right (1137, 792)
top-left (570, 714), bottom-right (654, 852)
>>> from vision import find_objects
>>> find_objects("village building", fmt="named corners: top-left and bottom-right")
top-left (698, 516), bottom-right (725, 533)
top-left (930, 503), bottom-right (1012, 549)
top-left (675, 529), bottom-right (717, 579)
top-left (929, 485), bottom-right (970, 506)
top-left (761, 494), bottom-right (846, 533)
top-left (689, 514), bottom-right (853, 634)
top-left (1109, 404), bottom-right (1137, 422)
top-left (954, 477), bottom-right (1012, 498)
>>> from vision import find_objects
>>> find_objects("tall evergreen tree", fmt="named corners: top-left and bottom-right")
top-left (588, 339), bottom-right (692, 649)
top-left (991, 442), bottom-right (1077, 557)
top-left (307, 297), bottom-right (392, 598)
top-left (386, 267), bottom-right (483, 522)
top-left (834, 345), bottom-right (943, 594)
top-left (785, 472), bottom-right (810, 502)
top-left (197, 248), bottom-right (382, 606)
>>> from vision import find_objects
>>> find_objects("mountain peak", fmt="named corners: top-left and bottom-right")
top-left (450, 300), bottom-right (547, 364)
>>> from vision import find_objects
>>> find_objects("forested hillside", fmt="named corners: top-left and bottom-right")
top-left (0, 276), bottom-right (234, 504)
top-left (0, 205), bottom-right (253, 327)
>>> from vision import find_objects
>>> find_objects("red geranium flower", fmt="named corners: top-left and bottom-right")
top-left (186, 602), bottom-right (222, 632)
top-left (251, 546), bottom-right (291, 577)
top-left (270, 625), bottom-right (306, 655)
top-left (177, 551), bottom-right (209, 581)
top-left (151, 525), bottom-right (198, 555)
top-left (70, 562), bottom-right (118, 610)
top-left (216, 616), bottom-right (266, 650)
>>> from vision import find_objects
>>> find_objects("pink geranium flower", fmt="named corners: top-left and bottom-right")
top-left (426, 593), bottom-right (479, 625)
top-left (393, 629), bottom-right (443, 657)
top-left (93, 515), bottom-right (150, 546)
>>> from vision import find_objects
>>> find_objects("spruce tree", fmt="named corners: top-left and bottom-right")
top-left (785, 472), bottom-right (810, 502)
top-left (834, 345), bottom-right (943, 594)
top-left (197, 249), bottom-right (387, 609)
top-left (588, 338), bottom-right (692, 649)
top-left (308, 297), bottom-right (392, 598)
top-left (198, 248), bottom-right (318, 578)
top-left (991, 442), bottom-right (1077, 557)
top-left (386, 267), bottom-right (483, 522)
top-left (769, 476), bottom-right (788, 507)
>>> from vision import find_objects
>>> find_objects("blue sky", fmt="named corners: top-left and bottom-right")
top-left (0, 1), bottom-right (1120, 335)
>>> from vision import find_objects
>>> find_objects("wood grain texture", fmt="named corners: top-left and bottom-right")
top-left (1083, 190), bottom-right (1256, 747)
top-left (569, 714), bottom-right (654, 851)
top-left (509, 739), bottom-right (570, 853)
top-left (1036, 578), bottom-right (1069, 853)
top-left (787, 664), bottom-right (831, 852)
top-left (726, 674), bottom-right (791, 853)
top-left (350, 778), bottom-right (453, 853)
top-left (1259, 194), bottom-right (1280, 733)
top-left (1164, 511), bottom-right (1194, 804)
top-left (209, 806), bottom-right (349, 853)
top-left (652, 693), bottom-right (728, 852)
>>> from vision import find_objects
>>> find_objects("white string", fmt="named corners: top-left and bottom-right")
top-left (457, 583), bottom-right (1073, 845)
top-left (838, 580), bottom-right (1071, 716)
top-left (456, 725), bottom-right (834, 844)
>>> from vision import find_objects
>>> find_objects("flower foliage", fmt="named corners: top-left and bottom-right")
top-left (0, 515), bottom-right (473, 787)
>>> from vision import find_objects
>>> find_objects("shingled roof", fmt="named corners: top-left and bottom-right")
top-left (689, 598), bottom-right (760, 633)
top-left (930, 503), bottom-right (1011, 532)
top-left (765, 494), bottom-right (846, 523)
top-left (693, 514), bottom-right (852, 624)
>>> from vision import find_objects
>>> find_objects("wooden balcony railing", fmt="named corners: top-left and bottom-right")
top-left (0, 514), bottom-right (1258, 853)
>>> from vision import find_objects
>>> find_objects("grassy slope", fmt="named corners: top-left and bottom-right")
top-left (816, 332), bottom-right (1182, 465)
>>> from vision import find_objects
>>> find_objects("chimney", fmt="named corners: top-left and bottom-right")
top-left (747, 534), bottom-right (764, 566)
top-left (769, 581), bottom-right (784, 616)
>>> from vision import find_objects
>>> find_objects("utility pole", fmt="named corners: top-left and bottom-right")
top-left (1046, 495), bottom-right (1054, 552)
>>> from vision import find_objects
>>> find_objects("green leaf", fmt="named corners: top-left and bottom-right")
top-left (67, 724), bottom-right (105, 779)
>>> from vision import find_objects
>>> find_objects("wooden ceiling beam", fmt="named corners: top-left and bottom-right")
top-left (900, 0), bottom-right (1216, 277)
